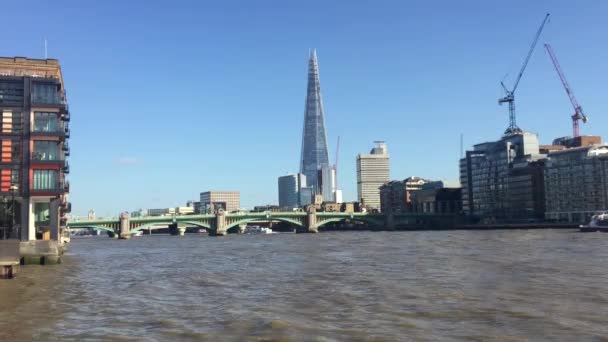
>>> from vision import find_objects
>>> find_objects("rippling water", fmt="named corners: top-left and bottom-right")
top-left (1, 230), bottom-right (608, 341)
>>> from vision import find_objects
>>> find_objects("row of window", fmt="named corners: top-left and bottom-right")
top-left (0, 169), bottom-right (62, 190)
top-left (0, 82), bottom-right (62, 105)
top-left (0, 139), bottom-right (65, 162)
top-left (0, 112), bottom-right (65, 134)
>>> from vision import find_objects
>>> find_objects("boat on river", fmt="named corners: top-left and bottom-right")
top-left (245, 226), bottom-right (274, 234)
top-left (580, 212), bottom-right (608, 232)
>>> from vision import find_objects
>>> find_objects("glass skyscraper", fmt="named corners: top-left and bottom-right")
top-left (300, 49), bottom-right (330, 192)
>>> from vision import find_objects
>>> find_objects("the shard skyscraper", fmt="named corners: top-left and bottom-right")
top-left (300, 49), bottom-right (330, 192)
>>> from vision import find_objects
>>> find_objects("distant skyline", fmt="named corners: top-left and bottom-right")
top-left (2, 0), bottom-right (607, 217)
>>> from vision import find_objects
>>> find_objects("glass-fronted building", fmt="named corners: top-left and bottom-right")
top-left (0, 57), bottom-right (71, 241)
top-left (300, 49), bottom-right (330, 192)
top-left (544, 144), bottom-right (608, 223)
top-left (278, 173), bottom-right (307, 210)
top-left (459, 132), bottom-right (545, 222)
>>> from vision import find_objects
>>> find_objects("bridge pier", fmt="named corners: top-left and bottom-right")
top-left (119, 212), bottom-right (131, 239)
top-left (211, 209), bottom-right (227, 236)
top-left (305, 205), bottom-right (318, 233)
top-left (169, 223), bottom-right (186, 236)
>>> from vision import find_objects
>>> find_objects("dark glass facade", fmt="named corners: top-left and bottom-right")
top-left (300, 50), bottom-right (330, 192)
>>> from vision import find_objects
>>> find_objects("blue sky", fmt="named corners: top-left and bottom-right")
top-left (2, 1), bottom-right (607, 217)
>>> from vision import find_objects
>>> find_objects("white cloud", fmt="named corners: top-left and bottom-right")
top-left (115, 157), bottom-right (140, 166)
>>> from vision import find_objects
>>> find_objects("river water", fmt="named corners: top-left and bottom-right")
top-left (1, 230), bottom-right (607, 341)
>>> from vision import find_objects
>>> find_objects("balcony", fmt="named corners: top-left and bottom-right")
top-left (64, 124), bottom-right (70, 139)
top-left (31, 155), bottom-right (65, 166)
top-left (60, 201), bottom-right (72, 215)
top-left (62, 142), bottom-right (70, 156)
top-left (64, 181), bottom-right (70, 193)
top-left (63, 161), bottom-right (70, 174)
top-left (61, 110), bottom-right (70, 122)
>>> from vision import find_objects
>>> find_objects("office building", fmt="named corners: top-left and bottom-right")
top-left (193, 201), bottom-right (201, 214)
top-left (318, 165), bottom-right (337, 202)
top-left (299, 186), bottom-right (313, 207)
top-left (459, 132), bottom-right (546, 222)
top-left (300, 49), bottom-right (330, 191)
top-left (148, 208), bottom-right (173, 216)
top-left (0, 57), bottom-right (71, 241)
top-left (380, 177), bottom-right (443, 213)
top-left (87, 209), bottom-right (96, 220)
top-left (357, 141), bottom-right (390, 210)
top-left (544, 143), bottom-right (608, 223)
top-left (411, 188), bottom-right (462, 214)
top-left (131, 209), bottom-right (146, 217)
top-left (200, 191), bottom-right (240, 213)
top-left (278, 173), bottom-right (307, 210)
top-left (175, 206), bottom-right (195, 215)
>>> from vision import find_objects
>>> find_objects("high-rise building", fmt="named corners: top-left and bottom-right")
top-left (200, 191), bottom-right (240, 213)
top-left (357, 141), bottom-right (390, 210)
top-left (299, 186), bottom-right (313, 207)
top-left (0, 57), bottom-right (71, 242)
top-left (300, 49), bottom-right (330, 192)
top-left (459, 132), bottom-right (546, 222)
top-left (318, 165), bottom-right (336, 202)
top-left (87, 209), bottom-right (96, 220)
top-left (278, 173), bottom-right (306, 210)
top-left (544, 143), bottom-right (608, 223)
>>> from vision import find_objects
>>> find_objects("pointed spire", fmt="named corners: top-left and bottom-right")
top-left (300, 49), bottom-right (330, 191)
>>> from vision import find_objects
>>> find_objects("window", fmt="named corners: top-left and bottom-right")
top-left (33, 141), bottom-right (59, 161)
top-left (34, 202), bottom-right (50, 225)
top-left (33, 170), bottom-right (59, 190)
top-left (32, 83), bottom-right (60, 104)
top-left (0, 82), bottom-right (24, 104)
top-left (0, 139), bottom-right (21, 162)
top-left (33, 112), bottom-right (60, 133)
top-left (1, 111), bottom-right (22, 133)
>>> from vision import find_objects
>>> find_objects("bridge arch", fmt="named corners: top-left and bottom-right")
top-left (316, 216), bottom-right (385, 229)
top-left (128, 221), bottom-right (211, 234)
top-left (225, 216), bottom-right (304, 231)
top-left (68, 225), bottom-right (117, 233)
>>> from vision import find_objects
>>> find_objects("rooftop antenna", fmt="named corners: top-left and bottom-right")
top-left (44, 37), bottom-right (48, 59)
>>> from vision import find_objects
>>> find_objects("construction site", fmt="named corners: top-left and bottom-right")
top-left (459, 13), bottom-right (608, 224)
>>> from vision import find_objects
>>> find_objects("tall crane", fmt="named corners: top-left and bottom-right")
top-left (499, 13), bottom-right (550, 135)
top-left (544, 43), bottom-right (588, 137)
top-left (334, 136), bottom-right (340, 188)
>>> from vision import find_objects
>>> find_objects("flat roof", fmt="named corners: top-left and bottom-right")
top-left (0, 56), bottom-right (64, 86)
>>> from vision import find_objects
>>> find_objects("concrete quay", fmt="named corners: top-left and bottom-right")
top-left (0, 240), bottom-right (20, 279)
top-left (1, 239), bottom-right (65, 279)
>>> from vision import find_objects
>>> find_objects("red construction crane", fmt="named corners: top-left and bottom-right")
top-left (544, 43), bottom-right (588, 137)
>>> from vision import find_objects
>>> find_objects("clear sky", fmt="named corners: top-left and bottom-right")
top-left (2, 1), bottom-right (607, 217)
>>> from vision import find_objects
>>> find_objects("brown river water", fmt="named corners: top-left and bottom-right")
top-left (1, 230), bottom-right (607, 341)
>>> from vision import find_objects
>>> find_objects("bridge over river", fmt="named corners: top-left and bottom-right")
top-left (67, 208), bottom-right (458, 238)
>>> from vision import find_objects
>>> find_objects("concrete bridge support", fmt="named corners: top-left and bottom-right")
top-left (212, 209), bottom-right (227, 236)
top-left (119, 212), bottom-right (131, 239)
top-left (169, 223), bottom-right (186, 236)
top-left (305, 205), bottom-right (318, 233)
